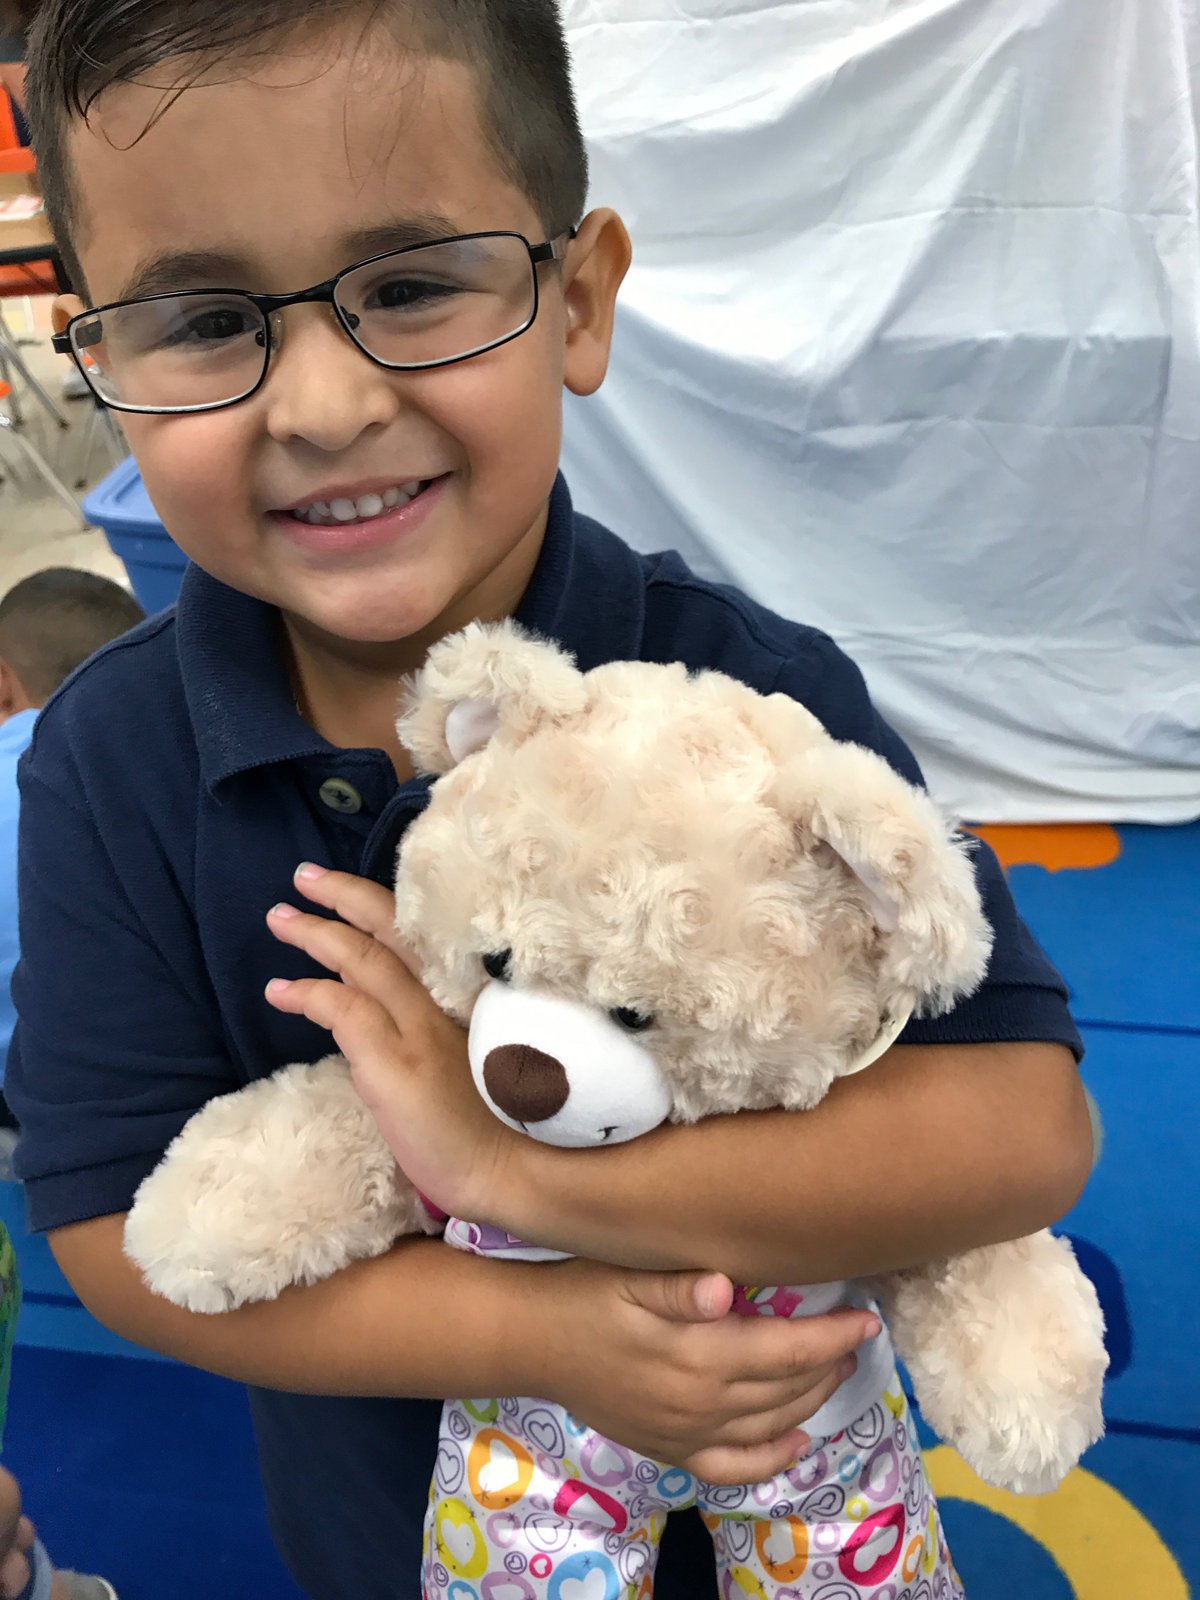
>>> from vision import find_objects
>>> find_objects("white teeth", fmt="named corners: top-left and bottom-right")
top-left (290, 480), bottom-right (425, 523)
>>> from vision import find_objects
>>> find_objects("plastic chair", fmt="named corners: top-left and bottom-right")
top-left (0, 93), bottom-right (20, 154)
top-left (0, 378), bottom-right (80, 518)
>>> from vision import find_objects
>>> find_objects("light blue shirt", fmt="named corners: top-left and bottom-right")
top-left (0, 709), bottom-right (36, 1085)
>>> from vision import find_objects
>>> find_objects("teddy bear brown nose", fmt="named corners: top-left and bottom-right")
top-left (483, 1044), bottom-right (570, 1123)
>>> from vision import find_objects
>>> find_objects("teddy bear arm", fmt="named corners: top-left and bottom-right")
top-left (123, 1055), bottom-right (440, 1315)
top-left (864, 1229), bottom-right (1107, 1494)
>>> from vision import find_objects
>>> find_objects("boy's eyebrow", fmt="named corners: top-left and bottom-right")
top-left (114, 216), bottom-right (465, 303)
top-left (116, 250), bottom-right (259, 303)
top-left (338, 215), bottom-right (464, 259)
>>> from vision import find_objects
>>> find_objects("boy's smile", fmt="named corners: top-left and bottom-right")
top-left (55, 27), bottom-right (628, 684)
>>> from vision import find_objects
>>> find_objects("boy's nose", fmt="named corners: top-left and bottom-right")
top-left (482, 1044), bottom-right (570, 1123)
top-left (263, 304), bottom-right (400, 450)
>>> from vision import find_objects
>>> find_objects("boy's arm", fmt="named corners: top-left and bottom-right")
top-left (268, 873), bottom-right (1092, 1286)
top-left (500, 1039), bottom-right (1090, 1282)
top-left (48, 1212), bottom-right (877, 1485)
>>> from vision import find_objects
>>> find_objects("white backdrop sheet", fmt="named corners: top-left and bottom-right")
top-left (559, 0), bottom-right (1200, 821)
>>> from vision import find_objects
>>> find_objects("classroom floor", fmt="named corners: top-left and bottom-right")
top-left (3, 821), bottom-right (1196, 1599)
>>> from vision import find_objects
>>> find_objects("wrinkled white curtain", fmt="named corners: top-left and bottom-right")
top-left (560, 0), bottom-right (1200, 821)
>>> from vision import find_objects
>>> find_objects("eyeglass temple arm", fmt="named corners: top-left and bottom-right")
top-left (530, 228), bottom-right (578, 265)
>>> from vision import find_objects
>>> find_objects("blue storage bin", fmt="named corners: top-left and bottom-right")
top-left (82, 456), bottom-right (189, 615)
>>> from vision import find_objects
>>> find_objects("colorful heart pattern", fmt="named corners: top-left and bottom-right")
top-left (422, 1376), bottom-right (960, 1597)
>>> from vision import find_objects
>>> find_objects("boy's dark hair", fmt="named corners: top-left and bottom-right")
top-left (0, 567), bottom-right (145, 702)
top-left (24, 0), bottom-right (589, 295)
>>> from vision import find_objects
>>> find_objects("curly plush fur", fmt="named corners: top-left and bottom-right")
top-left (124, 1058), bottom-right (439, 1314)
top-left (125, 620), bottom-right (1105, 1494)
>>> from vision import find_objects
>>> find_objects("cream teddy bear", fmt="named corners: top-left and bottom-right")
top-left (125, 622), bottom-right (1106, 1598)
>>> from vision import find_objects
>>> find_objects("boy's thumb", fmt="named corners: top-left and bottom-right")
top-left (628, 1269), bottom-right (733, 1323)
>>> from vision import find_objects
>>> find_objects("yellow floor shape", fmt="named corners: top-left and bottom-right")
top-left (926, 1445), bottom-right (1188, 1598)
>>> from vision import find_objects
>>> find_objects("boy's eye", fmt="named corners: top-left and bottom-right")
top-left (367, 276), bottom-right (462, 313)
top-left (482, 949), bottom-right (512, 982)
top-left (166, 306), bottom-right (259, 347)
top-left (609, 1007), bottom-right (655, 1033)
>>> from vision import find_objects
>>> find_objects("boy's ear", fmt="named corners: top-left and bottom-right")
top-left (777, 741), bottom-right (994, 1015)
top-left (0, 657), bottom-right (36, 721)
top-left (397, 620), bottom-right (588, 773)
top-left (562, 209), bottom-right (632, 399)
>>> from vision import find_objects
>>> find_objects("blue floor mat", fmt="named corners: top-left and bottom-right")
top-left (1003, 821), bottom-right (1200, 1033)
top-left (5, 1343), bottom-right (306, 1600)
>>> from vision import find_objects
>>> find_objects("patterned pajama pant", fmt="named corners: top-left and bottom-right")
top-left (422, 1370), bottom-right (962, 1599)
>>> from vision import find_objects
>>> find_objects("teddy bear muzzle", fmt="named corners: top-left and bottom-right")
top-left (468, 981), bottom-right (675, 1148)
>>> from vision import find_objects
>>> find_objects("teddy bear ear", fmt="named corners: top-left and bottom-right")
top-left (397, 619), bottom-right (589, 774)
top-left (778, 741), bottom-right (994, 1015)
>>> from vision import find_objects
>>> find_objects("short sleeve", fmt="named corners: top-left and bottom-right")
top-left (772, 641), bottom-right (1083, 1060)
top-left (8, 759), bottom-right (239, 1232)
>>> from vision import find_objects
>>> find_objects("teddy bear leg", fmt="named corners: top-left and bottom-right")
top-left (124, 1055), bottom-right (437, 1313)
top-left (700, 1379), bottom-right (961, 1597)
top-left (871, 1231), bottom-right (1108, 1494)
top-left (422, 1397), bottom-right (681, 1596)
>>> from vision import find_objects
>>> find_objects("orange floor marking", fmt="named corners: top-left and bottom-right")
top-left (965, 823), bottom-right (1121, 873)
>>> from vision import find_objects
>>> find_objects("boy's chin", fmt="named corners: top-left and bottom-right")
top-left (279, 573), bottom-right (459, 646)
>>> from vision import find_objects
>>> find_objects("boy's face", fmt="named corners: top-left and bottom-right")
top-left (58, 31), bottom-right (626, 648)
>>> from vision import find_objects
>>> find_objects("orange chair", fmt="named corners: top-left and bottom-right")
top-left (0, 136), bottom-right (57, 295)
top-left (0, 92), bottom-right (19, 154)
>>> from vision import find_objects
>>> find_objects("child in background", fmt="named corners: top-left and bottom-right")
top-left (8, 3), bottom-right (1091, 1596)
top-left (0, 569), bottom-right (144, 1158)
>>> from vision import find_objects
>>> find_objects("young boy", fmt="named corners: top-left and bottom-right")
top-left (0, 569), bottom-right (145, 1139)
top-left (8, 3), bottom-right (1091, 1597)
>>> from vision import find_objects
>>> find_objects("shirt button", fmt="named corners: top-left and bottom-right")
top-left (318, 777), bottom-right (363, 815)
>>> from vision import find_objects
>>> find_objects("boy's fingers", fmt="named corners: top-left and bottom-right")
top-left (737, 1307), bottom-right (880, 1384)
top-left (265, 975), bottom-right (404, 1062)
top-left (291, 865), bottom-right (423, 977)
top-left (0, 1547), bottom-right (29, 1599)
top-left (723, 1361), bottom-right (855, 1443)
top-left (683, 1430), bottom-right (809, 1488)
top-left (266, 905), bottom-right (423, 1012)
top-left (624, 1270), bottom-right (733, 1324)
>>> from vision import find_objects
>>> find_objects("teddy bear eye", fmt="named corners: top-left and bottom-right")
top-left (610, 1006), bottom-right (655, 1033)
top-left (482, 949), bottom-right (513, 982)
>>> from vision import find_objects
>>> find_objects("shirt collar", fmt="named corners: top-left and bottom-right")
top-left (177, 473), bottom-right (647, 794)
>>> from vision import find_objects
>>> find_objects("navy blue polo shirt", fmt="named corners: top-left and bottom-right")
top-left (6, 475), bottom-right (1080, 1600)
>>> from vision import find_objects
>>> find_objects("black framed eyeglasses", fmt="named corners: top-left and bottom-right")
top-left (51, 229), bottom-right (574, 415)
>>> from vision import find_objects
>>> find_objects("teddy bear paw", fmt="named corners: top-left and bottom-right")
top-left (123, 1056), bottom-right (431, 1311)
top-left (891, 1230), bottom-right (1108, 1494)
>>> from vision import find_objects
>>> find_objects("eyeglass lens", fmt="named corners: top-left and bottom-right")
top-left (70, 235), bottom-right (540, 411)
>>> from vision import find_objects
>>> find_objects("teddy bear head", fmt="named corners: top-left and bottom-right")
top-left (392, 622), bottom-right (992, 1146)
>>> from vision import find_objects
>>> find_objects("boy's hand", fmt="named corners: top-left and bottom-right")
top-left (265, 864), bottom-right (528, 1223)
top-left (543, 1258), bottom-right (879, 1482)
top-left (0, 1467), bottom-right (34, 1599)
